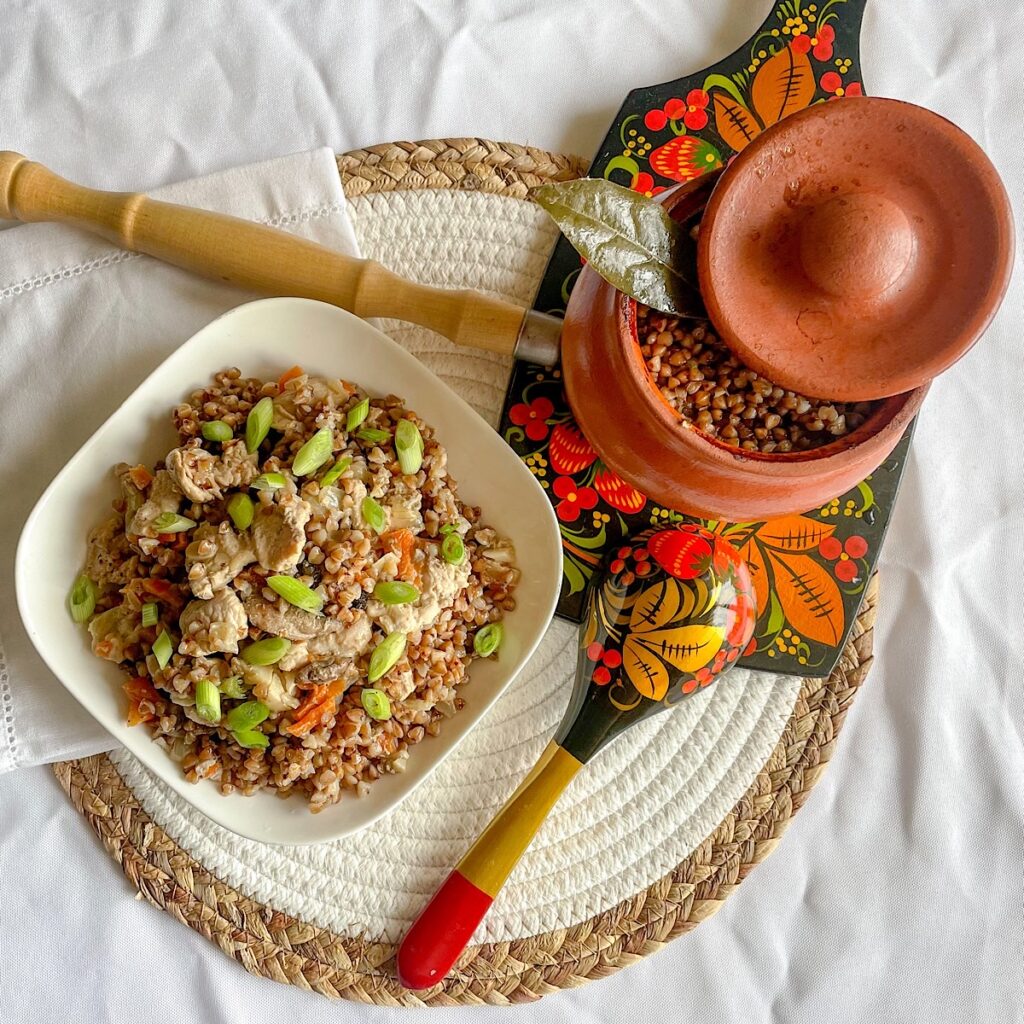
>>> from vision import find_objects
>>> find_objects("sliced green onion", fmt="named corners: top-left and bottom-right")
top-left (346, 397), bottom-right (370, 432)
top-left (68, 574), bottom-right (97, 623)
top-left (360, 688), bottom-right (392, 721)
top-left (361, 495), bottom-right (387, 534)
top-left (152, 630), bottom-right (174, 669)
top-left (141, 602), bottom-right (158, 628)
top-left (201, 420), bottom-right (233, 443)
top-left (227, 492), bottom-right (255, 530)
top-left (267, 574), bottom-right (323, 613)
top-left (372, 581), bottom-right (420, 605)
top-left (241, 636), bottom-right (291, 666)
top-left (251, 472), bottom-right (288, 491)
top-left (368, 631), bottom-right (407, 682)
top-left (395, 419), bottom-right (424, 475)
top-left (441, 532), bottom-right (465, 565)
top-left (153, 512), bottom-right (196, 533)
top-left (245, 396), bottom-right (274, 453)
top-left (357, 427), bottom-right (391, 444)
top-left (194, 679), bottom-right (222, 723)
top-left (292, 426), bottom-right (334, 477)
top-left (319, 456), bottom-right (352, 488)
top-left (226, 700), bottom-right (270, 732)
top-left (439, 524), bottom-right (459, 536)
top-left (232, 728), bottom-right (269, 749)
top-left (219, 676), bottom-right (246, 699)
top-left (474, 622), bottom-right (504, 658)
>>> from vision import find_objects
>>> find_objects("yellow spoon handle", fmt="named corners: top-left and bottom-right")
top-left (396, 741), bottom-right (582, 989)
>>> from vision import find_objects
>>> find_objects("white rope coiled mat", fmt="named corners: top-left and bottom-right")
top-left (57, 140), bottom-right (876, 1004)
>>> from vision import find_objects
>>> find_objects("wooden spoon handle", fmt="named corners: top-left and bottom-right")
top-left (0, 151), bottom-right (541, 358)
top-left (396, 741), bottom-right (582, 989)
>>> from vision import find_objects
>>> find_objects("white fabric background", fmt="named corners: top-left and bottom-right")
top-left (1, 1), bottom-right (1022, 1022)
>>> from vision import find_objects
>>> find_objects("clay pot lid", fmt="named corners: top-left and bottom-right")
top-left (697, 97), bottom-right (1014, 402)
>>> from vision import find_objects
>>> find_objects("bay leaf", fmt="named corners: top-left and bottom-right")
top-left (531, 179), bottom-right (702, 316)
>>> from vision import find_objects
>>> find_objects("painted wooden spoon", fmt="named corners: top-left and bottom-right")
top-left (396, 524), bottom-right (756, 989)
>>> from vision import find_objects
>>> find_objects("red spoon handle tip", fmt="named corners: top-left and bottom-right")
top-left (396, 870), bottom-right (493, 990)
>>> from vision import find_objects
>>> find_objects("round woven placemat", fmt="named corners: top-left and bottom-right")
top-left (54, 139), bottom-right (878, 1007)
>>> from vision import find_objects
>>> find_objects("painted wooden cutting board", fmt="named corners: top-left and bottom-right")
top-left (497, 0), bottom-right (911, 677)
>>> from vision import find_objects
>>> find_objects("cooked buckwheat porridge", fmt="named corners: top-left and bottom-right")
top-left (71, 367), bottom-right (519, 812)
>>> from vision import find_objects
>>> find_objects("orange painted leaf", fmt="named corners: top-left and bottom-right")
top-left (766, 550), bottom-right (845, 646)
top-left (629, 577), bottom-right (686, 632)
top-left (753, 515), bottom-right (836, 553)
top-left (751, 45), bottom-right (816, 127)
top-left (713, 93), bottom-right (762, 152)
top-left (738, 536), bottom-right (771, 616)
top-left (623, 641), bottom-right (670, 700)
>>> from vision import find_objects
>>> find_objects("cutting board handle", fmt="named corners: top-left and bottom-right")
top-left (0, 151), bottom-right (559, 361)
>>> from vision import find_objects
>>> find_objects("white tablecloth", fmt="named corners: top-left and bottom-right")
top-left (2, 2), bottom-right (1022, 1021)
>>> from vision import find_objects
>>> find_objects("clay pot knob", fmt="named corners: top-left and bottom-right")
top-left (697, 97), bottom-right (1015, 401)
top-left (799, 192), bottom-right (914, 300)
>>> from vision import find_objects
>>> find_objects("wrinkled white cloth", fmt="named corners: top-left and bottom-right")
top-left (0, 148), bottom-right (358, 771)
top-left (1, 2), bottom-right (1023, 1024)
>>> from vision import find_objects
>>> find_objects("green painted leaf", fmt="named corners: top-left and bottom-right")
top-left (530, 179), bottom-right (701, 316)
top-left (602, 154), bottom-right (641, 186)
top-left (765, 591), bottom-right (786, 635)
top-left (702, 72), bottom-right (746, 107)
top-left (563, 553), bottom-right (589, 596)
top-left (566, 523), bottom-right (608, 551)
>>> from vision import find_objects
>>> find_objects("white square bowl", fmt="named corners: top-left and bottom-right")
top-left (15, 297), bottom-right (562, 844)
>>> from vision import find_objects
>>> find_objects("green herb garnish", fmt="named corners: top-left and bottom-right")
top-left (319, 456), bottom-right (352, 488)
top-left (241, 636), bottom-right (291, 666)
top-left (251, 472), bottom-right (287, 492)
top-left (267, 574), bottom-right (323, 613)
top-left (473, 622), bottom-right (504, 658)
top-left (68, 574), bottom-right (97, 623)
top-left (395, 419), bottom-right (424, 475)
top-left (201, 420), bottom-right (233, 443)
top-left (152, 630), bottom-right (174, 669)
top-left (153, 512), bottom-right (196, 533)
top-left (360, 688), bottom-right (392, 721)
top-left (227, 492), bottom-right (255, 530)
top-left (361, 495), bottom-right (387, 534)
top-left (194, 679), bottom-right (222, 723)
top-left (368, 631), bottom-right (407, 682)
top-left (226, 700), bottom-right (270, 732)
top-left (292, 426), bottom-right (334, 477)
top-left (372, 581), bottom-right (420, 605)
top-left (245, 396), bottom-right (274, 453)
top-left (441, 532), bottom-right (465, 565)
top-left (346, 397), bottom-right (370, 432)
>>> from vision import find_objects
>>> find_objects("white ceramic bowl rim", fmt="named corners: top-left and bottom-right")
top-left (15, 298), bottom-right (562, 845)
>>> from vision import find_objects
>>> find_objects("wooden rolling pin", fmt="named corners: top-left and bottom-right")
top-left (0, 151), bottom-right (562, 365)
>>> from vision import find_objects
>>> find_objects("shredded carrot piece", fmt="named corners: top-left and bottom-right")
top-left (124, 677), bottom-right (160, 726)
top-left (143, 578), bottom-right (177, 599)
top-left (285, 679), bottom-right (347, 737)
top-left (383, 529), bottom-right (419, 582)
top-left (128, 464), bottom-right (153, 490)
top-left (277, 365), bottom-right (304, 392)
top-left (292, 684), bottom-right (329, 719)
top-left (125, 577), bottom-right (186, 611)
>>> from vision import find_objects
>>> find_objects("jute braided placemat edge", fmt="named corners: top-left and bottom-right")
top-left (53, 139), bottom-right (878, 1007)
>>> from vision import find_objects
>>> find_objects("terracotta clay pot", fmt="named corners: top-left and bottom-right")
top-left (561, 175), bottom-right (927, 521)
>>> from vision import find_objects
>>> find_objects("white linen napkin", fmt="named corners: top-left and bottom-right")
top-left (0, 148), bottom-right (359, 772)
